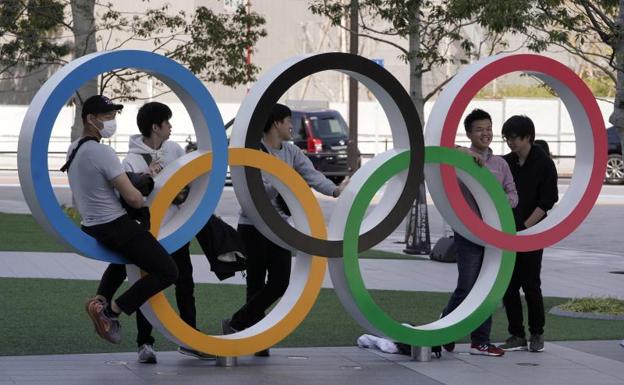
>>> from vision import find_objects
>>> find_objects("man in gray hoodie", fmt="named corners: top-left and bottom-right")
top-left (223, 104), bottom-right (348, 356)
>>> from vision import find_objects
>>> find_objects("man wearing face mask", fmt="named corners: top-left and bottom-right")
top-left (64, 95), bottom-right (178, 345)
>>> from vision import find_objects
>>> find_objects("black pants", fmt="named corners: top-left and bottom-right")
top-left (97, 242), bottom-right (196, 347)
top-left (502, 249), bottom-right (545, 338)
top-left (230, 224), bottom-right (291, 330)
top-left (136, 243), bottom-right (196, 347)
top-left (82, 215), bottom-right (178, 316)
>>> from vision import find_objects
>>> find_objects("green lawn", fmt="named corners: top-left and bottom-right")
top-left (0, 213), bottom-right (425, 260)
top-left (0, 277), bottom-right (621, 356)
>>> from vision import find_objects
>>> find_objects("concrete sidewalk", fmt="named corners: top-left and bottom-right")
top-left (1, 246), bottom-right (623, 299)
top-left (0, 342), bottom-right (623, 385)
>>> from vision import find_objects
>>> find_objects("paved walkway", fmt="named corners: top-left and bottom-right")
top-left (0, 343), bottom-right (623, 385)
top-left (2, 246), bottom-right (623, 299)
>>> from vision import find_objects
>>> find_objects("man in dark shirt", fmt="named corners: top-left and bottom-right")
top-left (498, 115), bottom-right (559, 353)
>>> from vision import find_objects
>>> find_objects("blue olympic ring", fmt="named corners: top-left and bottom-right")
top-left (19, 50), bottom-right (227, 263)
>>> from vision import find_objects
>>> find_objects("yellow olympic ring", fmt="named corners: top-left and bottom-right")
top-left (137, 148), bottom-right (326, 356)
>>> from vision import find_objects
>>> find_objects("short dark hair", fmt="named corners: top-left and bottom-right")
top-left (534, 139), bottom-right (550, 155)
top-left (136, 102), bottom-right (172, 137)
top-left (501, 115), bottom-right (535, 143)
top-left (263, 103), bottom-right (292, 133)
top-left (463, 109), bottom-right (492, 132)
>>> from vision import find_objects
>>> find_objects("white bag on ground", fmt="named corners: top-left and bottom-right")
top-left (357, 334), bottom-right (400, 354)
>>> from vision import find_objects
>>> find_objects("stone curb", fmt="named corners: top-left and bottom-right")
top-left (549, 305), bottom-right (624, 321)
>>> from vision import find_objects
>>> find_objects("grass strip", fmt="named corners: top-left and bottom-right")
top-left (558, 297), bottom-right (624, 315)
top-left (0, 277), bottom-right (621, 356)
top-left (0, 213), bottom-right (423, 260)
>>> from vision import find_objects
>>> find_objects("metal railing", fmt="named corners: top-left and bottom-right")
top-left (0, 137), bottom-right (580, 172)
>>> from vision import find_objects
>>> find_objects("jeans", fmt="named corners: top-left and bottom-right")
top-left (441, 232), bottom-right (492, 345)
top-left (503, 249), bottom-right (545, 338)
top-left (230, 224), bottom-right (292, 330)
top-left (83, 215), bottom-right (178, 315)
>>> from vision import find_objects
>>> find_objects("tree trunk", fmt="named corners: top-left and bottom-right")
top-left (403, 8), bottom-right (431, 255)
top-left (70, 0), bottom-right (98, 142)
top-left (610, 0), bottom-right (624, 150)
top-left (347, 0), bottom-right (359, 175)
top-left (409, 17), bottom-right (425, 125)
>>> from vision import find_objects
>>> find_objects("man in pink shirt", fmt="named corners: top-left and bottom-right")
top-left (434, 109), bottom-right (518, 357)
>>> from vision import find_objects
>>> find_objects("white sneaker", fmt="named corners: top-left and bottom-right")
top-left (619, 339), bottom-right (624, 348)
top-left (138, 344), bottom-right (157, 364)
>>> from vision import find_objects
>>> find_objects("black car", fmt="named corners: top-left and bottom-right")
top-left (198, 109), bottom-right (359, 185)
top-left (606, 126), bottom-right (623, 184)
top-left (290, 108), bottom-right (359, 183)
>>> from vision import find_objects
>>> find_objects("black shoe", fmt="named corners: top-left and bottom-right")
top-left (254, 349), bottom-right (270, 357)
top-left (221, 318), bottom-right (239, 335)
top-left (138, 344), bottom-right (157, 364)
top-left (443, 341), bottom-right (455, 352)
top-left (432, 313), bottom-right (454, 355)
top-left (528, 334), bottom-right (544, 352)
top-left (178, 346), bottom-right (216, 360)
top-left (432, 341), bottom-right (454, 358)
top-left (498, 335), bottom-right (528, 351)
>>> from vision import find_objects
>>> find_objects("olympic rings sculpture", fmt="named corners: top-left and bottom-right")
top-left (18, 50), bottom-right (606, 356)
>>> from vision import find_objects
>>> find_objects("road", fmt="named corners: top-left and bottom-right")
top-left (0, 171), bottom-right (622, 256)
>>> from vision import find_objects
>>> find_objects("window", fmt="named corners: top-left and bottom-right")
top-left (310, 116), bottom-right (347, 139)
top-left (292, 115), bottom-right (306, 140)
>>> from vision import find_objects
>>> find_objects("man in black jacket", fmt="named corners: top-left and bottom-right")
top-left (498, 115), bottom-right (559, 353)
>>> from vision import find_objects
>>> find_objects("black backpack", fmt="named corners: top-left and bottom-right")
top-left (430, 236), bottom-right (457, 263)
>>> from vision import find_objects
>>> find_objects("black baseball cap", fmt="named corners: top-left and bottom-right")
top-left (81, 95), bottom-right (123, 119)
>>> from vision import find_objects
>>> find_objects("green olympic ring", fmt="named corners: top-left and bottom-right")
top-left (341, 146), bottom-right (516, 346)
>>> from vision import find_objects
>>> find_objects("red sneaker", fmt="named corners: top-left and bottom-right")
top-left (470, 343), bottom-right (505, 357)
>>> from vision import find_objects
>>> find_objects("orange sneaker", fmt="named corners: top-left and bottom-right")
top-left (85, 297), bottom-right (121, 344)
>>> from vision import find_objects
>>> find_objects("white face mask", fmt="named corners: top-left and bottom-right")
top-left (96, 118), bottom-right (117, 138)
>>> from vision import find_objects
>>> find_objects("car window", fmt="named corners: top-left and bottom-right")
top-left (608, 127), bottom-right (621, 142)
top-left (309, 116), bottom-right (348, 139)
top-left (292, 114), bottom-right (306, 141)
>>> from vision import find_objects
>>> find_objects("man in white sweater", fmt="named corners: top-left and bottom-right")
top-left (118, 102), bottom-right (210, 363)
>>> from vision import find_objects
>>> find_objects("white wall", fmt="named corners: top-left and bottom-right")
top-left (2, 98), bottom-right (613, 172)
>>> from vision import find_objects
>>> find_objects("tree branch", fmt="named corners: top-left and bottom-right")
top-left (582, 0), bottom-right (616, 32)
top-left (579, 1), bottom-right (614, 45)
top-left (332, 22), bottom-right (409, 55)
top-left (424, 74), bottom-right (455, 101)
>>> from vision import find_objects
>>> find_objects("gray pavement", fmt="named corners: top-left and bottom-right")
top-left (2, 247), bottom-right (624, 299)
top-left (1, 344), bottom-right (623, 385)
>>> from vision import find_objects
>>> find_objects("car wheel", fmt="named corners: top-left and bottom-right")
top-left (605, 153), bottom-right (624, 184)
